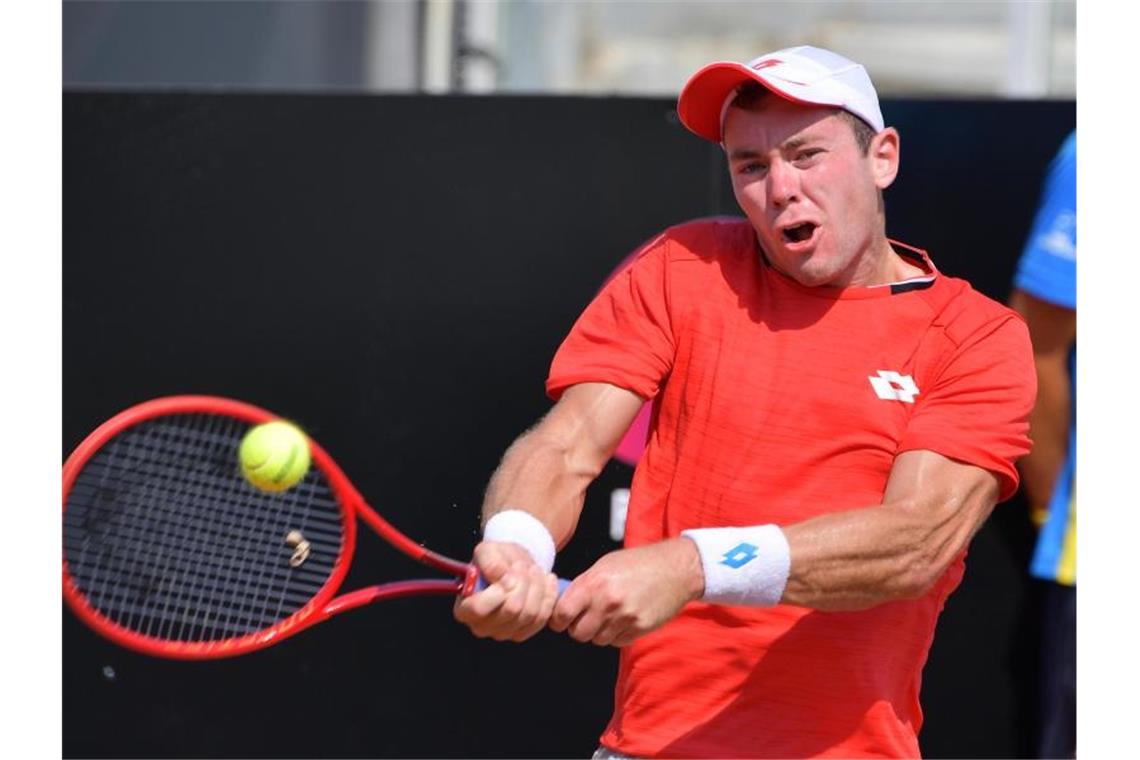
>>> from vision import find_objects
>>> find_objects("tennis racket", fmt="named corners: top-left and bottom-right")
top-left (62, 395), bottom-right (568, 659)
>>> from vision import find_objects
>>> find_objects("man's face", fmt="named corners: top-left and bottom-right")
top-left (723, 97), bottom-right (896, 288)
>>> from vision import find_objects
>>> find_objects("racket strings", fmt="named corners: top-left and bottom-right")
top-left (72, 414), bottom-right (336, 639)
top-left (64, 413), bottom-right (345, 643)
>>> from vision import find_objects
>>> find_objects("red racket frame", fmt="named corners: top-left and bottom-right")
top-left (62, 395), bottom-right (480, 659)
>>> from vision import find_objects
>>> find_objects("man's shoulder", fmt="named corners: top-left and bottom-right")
top-left (618, 217), bottom-right (755, 279)
top-left (656, 216), bottom-right (756, 260)
top-left (920, 273), bottom-right (1027, 348)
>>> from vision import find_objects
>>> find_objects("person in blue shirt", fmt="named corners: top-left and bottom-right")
top-left (1009, 130), bottom-right (1076, 759)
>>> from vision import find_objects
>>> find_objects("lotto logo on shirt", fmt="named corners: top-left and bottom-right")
top-left (720, 542), bottom-right (759, 569)
top-left (868, 371), bottom-right (920, 403)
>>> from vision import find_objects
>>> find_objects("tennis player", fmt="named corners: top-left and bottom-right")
top-left (455, 46), bottom-right (1036, 758)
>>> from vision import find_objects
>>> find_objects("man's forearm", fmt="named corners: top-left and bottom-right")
top-left (1019, 353), bottom-right (1071, 511)
top-left (480, 383), bottom-right (647, 549)
top-left (764, 451), bottom-right (997, 611)
top-left (1008, 289), bottom-right (1075, 514)
top-left (780, 498), bottom-right (985, 610)
top-left (481, 427), bottom-right (595, 548)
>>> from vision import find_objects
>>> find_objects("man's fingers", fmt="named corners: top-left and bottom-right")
top-left (453, 580), bottom-right (509, 635)
top-left (549, 579), bottom-right (587, 632)
top-left (455, 541), bottom-right (555, 640)
top-left (558, 577), bottom-right (609, 642)
top-left (484, 572), bottom-right (528, 640)
top-left (566, 607), bottom-right (605, 643)
top-left (590, 619), bottom-right (632, 648)
top-left (471, 542), bottom-right (515, 583)
top-left (510, 569), bottom-right (558, 642)
top-left (609, 629), bottom-right (641, 648)
top-left (539, 572), bottom-right (559, 623)
top-left (480, 564), bottom-right (559, 642)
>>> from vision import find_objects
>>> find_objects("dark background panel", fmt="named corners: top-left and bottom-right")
top-left (63, 92), bottom-right (1074, 758)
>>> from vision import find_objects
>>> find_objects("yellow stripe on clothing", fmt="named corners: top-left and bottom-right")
top-left (1056, 492), bottom-right (1076, 586)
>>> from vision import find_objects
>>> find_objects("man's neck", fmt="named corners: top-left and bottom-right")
top-left (850, 237), bottom-right (927, 287)
top-left (881, 242), bottom-right (929, 282)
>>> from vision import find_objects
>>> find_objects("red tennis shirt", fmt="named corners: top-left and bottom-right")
top-left (546, 218), bottom-right (1034, 758)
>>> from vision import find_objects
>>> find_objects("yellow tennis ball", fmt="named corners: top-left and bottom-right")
top-left (239, 420), bottom-right (311, 492)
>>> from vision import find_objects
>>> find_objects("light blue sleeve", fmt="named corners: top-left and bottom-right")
top-left (1013, 131), bottom-right (1076, 310)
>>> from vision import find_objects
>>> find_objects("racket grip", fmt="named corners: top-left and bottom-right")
top-left (469, 572), bottom-right (571, 597)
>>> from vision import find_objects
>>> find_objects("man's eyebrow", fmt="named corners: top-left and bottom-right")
top-left (728, 135), bottom-right (819, 161)
top-left (727, 148), bottom-right (762, 161)
top-left (781, 136), bottom-right (813, 151)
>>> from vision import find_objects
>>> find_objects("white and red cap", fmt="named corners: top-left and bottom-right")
top-left (677, 45), bottom-right (884, 144)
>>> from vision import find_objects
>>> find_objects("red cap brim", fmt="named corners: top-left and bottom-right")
top-left (677, 61), bottom-right (828, 144)
top-left (677, 62), bottom-right (759, 143)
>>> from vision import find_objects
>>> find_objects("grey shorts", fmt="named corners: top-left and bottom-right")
top-left (592, 747), bottom-right (639, 760)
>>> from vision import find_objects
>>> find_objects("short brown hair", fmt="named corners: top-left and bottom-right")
top-left (728, 82), bottom-right (875, 155)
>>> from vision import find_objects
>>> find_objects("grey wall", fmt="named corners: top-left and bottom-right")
top-left (64, 0), bottom-right (378, 90)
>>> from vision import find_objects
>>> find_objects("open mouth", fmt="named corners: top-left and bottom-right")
top-left (781, 222), bottom-right (818, 244)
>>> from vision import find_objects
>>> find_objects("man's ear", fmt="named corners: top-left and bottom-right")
top-left (870, 127), bottom-right (900, 190)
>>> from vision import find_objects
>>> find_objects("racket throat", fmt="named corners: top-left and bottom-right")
top-left (320, 580), bottom-right (466, 620)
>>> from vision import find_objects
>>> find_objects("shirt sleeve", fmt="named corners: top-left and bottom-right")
top-left (546, 232), bottom-right (676, 401)
top-left (897, 315), bottom-right (1037, 502)
top-left (1014, 131), bottom-right (1076, 310)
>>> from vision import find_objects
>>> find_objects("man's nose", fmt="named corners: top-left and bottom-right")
top-left (767, 160), bottom-right (799, 207)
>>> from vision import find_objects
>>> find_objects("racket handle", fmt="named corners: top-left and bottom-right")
top-left (470, 572), bottom-right (571, 597)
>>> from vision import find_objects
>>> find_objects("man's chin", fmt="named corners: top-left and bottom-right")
top-left (794, 273), bottom-right (836, 288)
top-left (780, 258), bottom-right (842, 288)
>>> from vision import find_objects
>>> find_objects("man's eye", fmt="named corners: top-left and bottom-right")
top-left (795, 149), bottom-right (823, 163)
top-left (738, 162), bottom-right (766, 176)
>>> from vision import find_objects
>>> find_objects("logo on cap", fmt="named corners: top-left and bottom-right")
top-left (750, 59), bottom-right (782, 71)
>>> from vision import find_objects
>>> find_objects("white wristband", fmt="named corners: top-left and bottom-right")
top-left (482, 509), bottom-right (557, 572)
top-left (681, 524), bottom-right (790, 607)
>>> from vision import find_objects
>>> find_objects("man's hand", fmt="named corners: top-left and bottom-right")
top-left (453, 541), bottom-right (559, 642)
top-left (550, 538), bottom-right (705, 648)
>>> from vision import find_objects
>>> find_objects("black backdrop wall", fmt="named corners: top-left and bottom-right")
top-left (63, 93), bottom-right (1074, 758)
